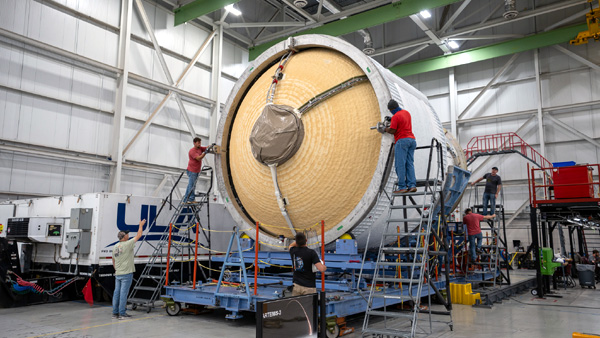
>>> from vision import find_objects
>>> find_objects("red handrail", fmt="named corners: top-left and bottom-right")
top-left (254, 222), bottom-right (259, 296)
top-left (465, 132), bottom-right (552, 169)
top-left (321, 220), bottom-right (325, 293)
top-left (528, 164), bottom-right (600, 207)
top-left (192, 223), bottom-right (199, 289)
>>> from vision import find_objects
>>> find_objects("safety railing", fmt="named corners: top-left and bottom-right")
top-left (466, 132), bottom-right (552, 169)
top-left (528, 163), bottom-right (600, 207)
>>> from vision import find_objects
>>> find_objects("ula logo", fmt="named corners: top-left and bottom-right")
top-left (107, 203), bottom-right (195, 247)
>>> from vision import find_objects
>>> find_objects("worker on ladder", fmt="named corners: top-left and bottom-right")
top-left (184, 137), bottom-right (214, 204)
top-left (383, 99), bottom-right (417, 194)
top-left (463, 209), bottom-right (495, 262)
top-left (470, 166), bottom-right (502, 216)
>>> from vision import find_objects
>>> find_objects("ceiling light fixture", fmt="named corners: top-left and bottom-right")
top-left (447, 41), bottom-right (459, 49)
top-left (420, 10), bottom-right (431, 19)
top-left (225, 4), bottom-right (241, 16)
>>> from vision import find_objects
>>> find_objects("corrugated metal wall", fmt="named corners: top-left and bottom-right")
top-left (0, 0), bottom-right (249, 199)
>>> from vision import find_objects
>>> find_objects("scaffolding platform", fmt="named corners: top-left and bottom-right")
top-left (162, 270), bottom-right (497, 319)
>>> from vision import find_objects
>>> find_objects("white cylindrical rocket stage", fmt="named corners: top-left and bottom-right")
top-left (214, 35), bottom-right (466, 249)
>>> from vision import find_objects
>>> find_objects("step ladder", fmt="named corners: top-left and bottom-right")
top-left (127, 168), bottom-right (212, 312)
top-left (466, 203), bottom-right (511, 287)
top-left (214, 227), bottom-right (253, 319)
top-left (362, 139), bottom-right (452, 338)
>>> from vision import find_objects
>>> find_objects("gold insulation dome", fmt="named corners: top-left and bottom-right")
top-left (228, 48), bottom-right (381, 238)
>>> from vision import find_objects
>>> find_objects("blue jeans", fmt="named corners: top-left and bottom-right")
top-left (112, 273), bottom-right (133, 316)
top-left (394, 138), bottom-right (417, 190)
top-left (184, 170), bottom-right (199, 202)
top-left (482, 192), bottom-right (496, 216)
top-left (468, 233), bottom-right (483, 261)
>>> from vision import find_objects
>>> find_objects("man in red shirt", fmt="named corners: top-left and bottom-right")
top-left (463, 208), bottom-right (496, 261)
top-left (184, 137), bottom-right (207, 203)
top-left (385, 99), bottom-right (417, 194)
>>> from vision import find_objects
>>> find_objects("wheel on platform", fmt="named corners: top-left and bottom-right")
top-left (530, 288), bottom-right (538, 296)
top-left (131, 303), bottom-right (138, 310)
top-left (326, 324), bottom-right (340, 338)
top-left (449, 323), bottom-right (454, 331)
top-left (166, 302), bottom-right (181, 316)
top-left (146, 306), bottom-right (152, 313)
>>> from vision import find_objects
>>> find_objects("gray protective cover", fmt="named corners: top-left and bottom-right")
top-left (249, 104), bottom-right (304, 166)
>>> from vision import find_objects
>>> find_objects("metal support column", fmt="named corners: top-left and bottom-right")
top-left (530, 206), bottom-right (544, 298)
top-left (534, 49), bottom-right (546, 156)
top-left (449, 67), bottom-right (458, 139)
top-left (109, 0), bottom-right (133, 193)
top-left (209, 23), bottom-right (224, 145)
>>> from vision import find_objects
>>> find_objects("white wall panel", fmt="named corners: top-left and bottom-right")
top-left (181, 65), bottom-right (211, 98)
top-left (0, 152), bottom-right (11, 192)
top-left (182, 24), bottom-right (212, 65)
top-left (0, 90), bottom-right (21, 140)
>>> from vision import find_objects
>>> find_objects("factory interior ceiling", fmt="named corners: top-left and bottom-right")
top-left (151, 0), bottom-right (596, 76)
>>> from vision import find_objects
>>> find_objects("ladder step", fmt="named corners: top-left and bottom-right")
top-left (376, 261), bottom-right (423, 267)
top-left (223, 262), bottom-right (243, 267)
top-left (429, 251), bottom-right (448, 256)
top-left (383, 232), bottom-right (426, 237)
top-left (373, 277), bottom-right (421, 283)
top-left (393, 191), bottom-right (433, 197)
top-left (363, 328), bottom-right (411, 338)
top-left (381, 247), bottom-right (426, 253)
top-left (388, 218), bottom-right (424, 223)
top-left (366, 310), bottom-right (414, 319)
top-left (140, 274), bottom-right (163, 279)
top-left (134, 286), bottom-right (159, 291)
top-left (128, 297), bottom-right (153, 305)
top-left (415, 179), bottom-right (440, 187)
top-left (390, 204), bottom-right (422, 210)
top-left (371, 294), bottom-right (411, 300)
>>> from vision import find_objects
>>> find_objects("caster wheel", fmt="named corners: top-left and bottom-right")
top-left (530, 289), bottom-right (538, 296)
top-left (166, 302), bottom-right (181, 316)
top-left (131, 304), bottom-right (138, 310)
top-left (326, 324), bottom-right (340, 338)
top-left (146, 307), bottom-right (152, 313)
top-left (581, 286), bottom-right (585, 289)
top-left (449, 324), bottom-right (454, 331)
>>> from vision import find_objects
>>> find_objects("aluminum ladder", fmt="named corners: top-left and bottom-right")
top-left (127, 170), bottom-right (211, 312)
top-left (362, 139), bottom-right (452, 338)
top-left (467, 203), bottom-right (511, 287)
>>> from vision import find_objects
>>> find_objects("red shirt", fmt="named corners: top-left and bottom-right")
top-left (389, 109), bottom-right (415, 143)
top-left (463, 213), bottom-right (484, 236)
top-left (187, 146), bottom-right (206, 173)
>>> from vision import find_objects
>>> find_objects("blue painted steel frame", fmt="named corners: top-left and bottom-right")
top-left (162, 271), bottom-right (498, 319)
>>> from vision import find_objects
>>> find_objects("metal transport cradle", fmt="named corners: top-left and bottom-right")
top-left (160, 162), bottom-right (499, 336)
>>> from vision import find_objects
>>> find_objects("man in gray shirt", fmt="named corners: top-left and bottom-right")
top-left (471, 167), bottom-right (502, 216)
top-left (112, 219), bottom-right (145, 319)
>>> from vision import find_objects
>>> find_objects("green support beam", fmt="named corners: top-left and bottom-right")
top-left (174, 0), bottom-right (240, 26)
top-left (248, 0), bottom-right (463, 60)
top-left (389, 23), bottom-right (588, 77)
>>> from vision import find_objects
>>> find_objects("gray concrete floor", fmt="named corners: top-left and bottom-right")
top-left (1, 272), bottom-right (599, 338)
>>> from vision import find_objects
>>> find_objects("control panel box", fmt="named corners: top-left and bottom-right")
top-left (66, 232), bottom-right (92, 254)
top-left (70, 208), bottom-right (93, 230)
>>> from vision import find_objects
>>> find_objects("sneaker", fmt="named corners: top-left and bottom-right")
top-left (408, 187), bottom-right (417, 192)
top-left (118, 313), bottom-right (132, 320)
top-left (393, 189), bottom-right (409, 194)
top-left (476, 248), bottom-right (483, 254)
top-left (112, 314), bottom-right (119, 319)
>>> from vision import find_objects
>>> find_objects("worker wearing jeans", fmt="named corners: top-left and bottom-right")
top-left (112, 219), bottom-right (145, 319)
top-left (185, 137), bottom-right (207, 203)
top-left (463, 209), bottom-right (495, 261)
top-left (471, 167), bottom-right (502, 216)
top-left (385, 99), bottom-right (417, 194)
